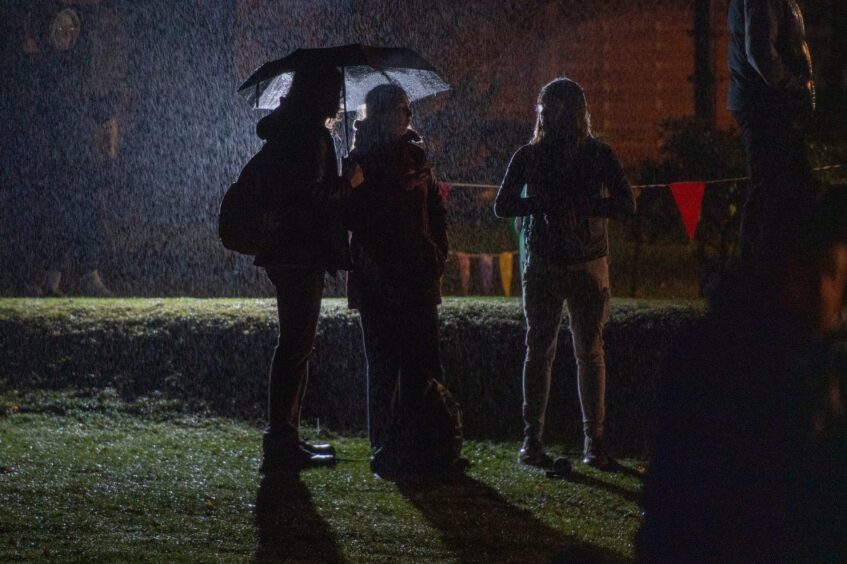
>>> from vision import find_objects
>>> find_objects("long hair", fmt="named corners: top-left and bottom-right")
top-left (530, 78), bottom-right (592, 147)
top-left (351, 84), bottom-right (409, 152)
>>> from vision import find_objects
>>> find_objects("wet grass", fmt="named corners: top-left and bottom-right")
top-left (0, 390), bottom-right (645, 563)
top-left (0, 295), bottom-right (699, 323)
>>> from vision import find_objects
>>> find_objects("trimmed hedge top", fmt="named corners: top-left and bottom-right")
top-left (2, 297), bottom-right (704, 453)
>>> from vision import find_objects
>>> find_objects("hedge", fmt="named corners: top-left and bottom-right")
top-left (0, 297), bottom-right (704, 453)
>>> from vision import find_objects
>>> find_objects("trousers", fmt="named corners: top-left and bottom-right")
top-left (265, 266), bottom-right (324, 444)
top-left (521, 256), bottom-right (610, 444)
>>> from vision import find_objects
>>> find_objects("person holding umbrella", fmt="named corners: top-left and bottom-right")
top-left (345, 84), bottom-right (454, 477)
top-left (238, 45), bottom-right (449, 473)
top-left (253, 66), bottom-right (363, 473)
top-left (494, 78), bottom-right (635, 471)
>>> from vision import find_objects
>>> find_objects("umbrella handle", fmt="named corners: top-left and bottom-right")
top-left (342, 66), bottom-right (349, 158)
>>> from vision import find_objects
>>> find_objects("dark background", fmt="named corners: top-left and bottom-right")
top-left (0, 0), bottom-right (843, 297)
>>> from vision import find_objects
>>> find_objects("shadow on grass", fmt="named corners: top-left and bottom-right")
top-left (398, 473), bottom-right (628, 564)
top-left (254, 472), bottom-right (344, 563)
top-left (558, 470), bottom-right (642, 505)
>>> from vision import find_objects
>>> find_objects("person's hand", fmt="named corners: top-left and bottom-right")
top-left (401, 168), bottom-right (430, 191)
top-left (346, 162), bottom-right (364, 190)
top-left (544, 200), bottom-right (578, 230)
top-left (535, 192), bottom-right (578, 229)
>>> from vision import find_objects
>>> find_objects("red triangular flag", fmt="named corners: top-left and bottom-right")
top-left (670, 182), bottom-right (706, 240)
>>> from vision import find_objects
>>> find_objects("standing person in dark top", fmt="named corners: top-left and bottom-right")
top-left (18, 1), bottom-right (128, 296)
top-left (494, 78), bottom-right (635, 471)
top-left (637, 187), bottom-right (847, 563)
top-left (727, 0), bottom-right (817, 269)
top-left (345, 84), bottom-right (452, 475)
top-left (253, 66), bottom-right (363, 472)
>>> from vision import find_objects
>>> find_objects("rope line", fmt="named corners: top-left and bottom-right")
top-left (449, 250), bottom-right (518, 258)
top-left (441, 162), bottom-right (847, 191)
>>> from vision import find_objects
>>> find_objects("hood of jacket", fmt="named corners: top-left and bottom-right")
top-left (256, 99), bottom-right (327, 141)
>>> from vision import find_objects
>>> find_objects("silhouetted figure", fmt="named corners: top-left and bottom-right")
top-left (19, 1), bottom-right (128, 296)
top-left (728, 0), bottom-right (817, 269)
top-left (494, 78), bottom-right (635, 470)
top-left (637, 188), bottom-right (847, 563)
top-left (345, 84), bottom-right (458, 476)
top-left (254, 66), bottom-right (362, 472)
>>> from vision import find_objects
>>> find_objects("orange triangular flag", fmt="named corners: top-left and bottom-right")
top-left (670, 182), bottom-right (706, 240)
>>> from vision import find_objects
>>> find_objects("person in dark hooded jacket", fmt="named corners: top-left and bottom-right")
top-left (255, 66), bottom-right (362, 473)
top-left (345, 84), bottom-right (450, 471)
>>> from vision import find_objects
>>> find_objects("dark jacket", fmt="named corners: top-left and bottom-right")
top-left (494, 137), bottom-right (634, 265)
top-left (251, 104), bottom-right (351, 270)
top-left (346, 130), bottom-right (448, 307)
top-left (727, 0), bottom-right (814, 113)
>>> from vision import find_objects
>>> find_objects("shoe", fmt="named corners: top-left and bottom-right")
top-left (262, 434), bottom-right (337, 473)
top-left (518, 437), bottom-right (554, 468)
top-left (261, 444), bottom-right (336, 473)
top-left (370, 448), bottom-right (397, 480)
top-left (300, 439), bottom-right (336, 456)
top-left (582, 436), bottom-right (610, 470)
top-left (81, 270), bottom-right (113, 297)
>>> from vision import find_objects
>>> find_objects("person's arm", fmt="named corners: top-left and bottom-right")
top-left (744, 0), bottom-right (795, 88)
top-left (593, 145), bottom-right (636, 220)
top-left (426, 172), bottom-right (449, 263)
top-left (493, 146), bottom-right (539, 218)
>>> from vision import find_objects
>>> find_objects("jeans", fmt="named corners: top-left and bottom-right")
top-left (733, 103), bottom-right (816, 267)
top-left (265, 266), bottom-right (325, 444)
top-left (522, 256), bottom-right (610, 445)
top-left (358, 296), bottom-right (442, 450)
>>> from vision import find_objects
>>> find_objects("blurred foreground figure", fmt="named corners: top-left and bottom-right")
top-left (728, 0), bottom-right (816, 269)
top-left (19, 1), bottom-right (128, 296)
top-left (252, 67), bottom-right (361, 472)
top-left (637, 188), bottom-right (847, 563)
top-left (345, 84), bottom-right (462, 479)
top-left (494, 78), bottom-right (635, 471)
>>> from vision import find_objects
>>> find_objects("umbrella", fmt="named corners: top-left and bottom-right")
top-left (238, 44), bottom-right (450, 112)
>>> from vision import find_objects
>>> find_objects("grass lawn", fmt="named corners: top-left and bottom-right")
top-left (0, 390), bottom-right (645, 563)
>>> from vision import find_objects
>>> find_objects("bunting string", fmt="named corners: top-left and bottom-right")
top-left (442, 162), bottom-right (847, 191)
top-left (442, 162), bottom-right (847, 294)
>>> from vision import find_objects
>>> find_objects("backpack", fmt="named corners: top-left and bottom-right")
top-left (218, 177), bottom-right (264, 256)
top-left (218, 144), bottom-right (276, 256)
top-left (371, 378), bottom-right (464, 478)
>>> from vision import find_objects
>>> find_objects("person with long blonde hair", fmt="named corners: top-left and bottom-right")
top-left (495, 78), bottom-right (635, 470)
top-left (346, 84), bottom-right (458, 477)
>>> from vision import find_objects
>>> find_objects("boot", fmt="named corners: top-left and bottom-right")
top-left (82, 270), bottom-right (113, 297)
top-left (300, 439), bottom-right (336, 456)
top-left (261, 433), bottom-right (336, 473)
top-left (582, 435), bottom-right (610, 469)
top-left (44, 270), bottom-right (64, 297)
top-left (517, 436), bottom-right (554, 468)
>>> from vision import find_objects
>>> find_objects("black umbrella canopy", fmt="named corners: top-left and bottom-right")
top-left (238, 44), bottom-right (450, 111)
